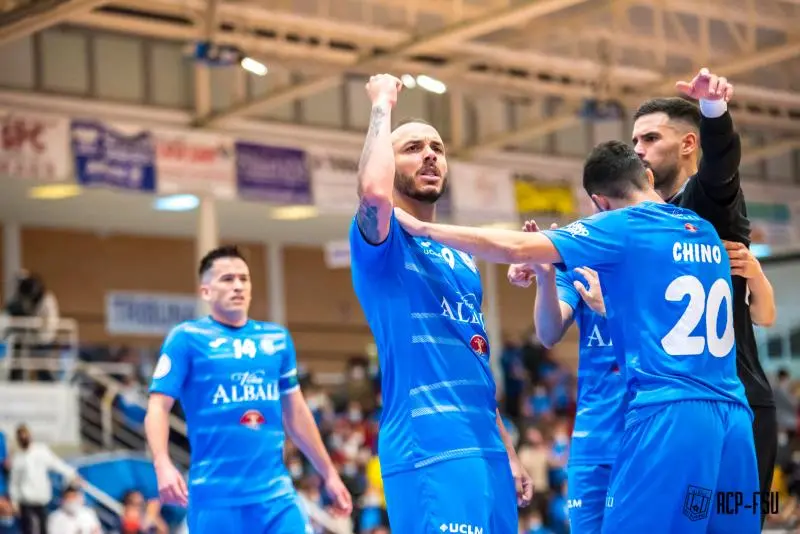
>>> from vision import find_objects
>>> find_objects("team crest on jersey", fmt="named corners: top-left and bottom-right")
top-left (563, 221), bottom-right (589, 238)
top-left (153, 354), bottom-right (171, 379)
top-left (260, 333), bottom-right (286, 356)
top-left (470, 334), bottom-right (489, 356)
top-left (240, 409), bottom-right (265, 430)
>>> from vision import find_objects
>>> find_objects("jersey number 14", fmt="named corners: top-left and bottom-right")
top-left (233, 338), bottom-right (257, 359)
top-left (661, 275), bottom-right (735, 358)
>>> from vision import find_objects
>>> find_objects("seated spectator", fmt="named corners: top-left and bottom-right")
top-left (46, 486), bottom-right (101, 534)
top-left (116, 489), bottom-right (167, 534)
top-left (547, 480), bottom-right (569, 534)
top-left (518, 507), bottom-right (552, 534)
top-left (2, 271), bottom-right (60, 381)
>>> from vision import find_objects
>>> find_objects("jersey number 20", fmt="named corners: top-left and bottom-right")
top-left (661, 275), bottom-right (735, 357)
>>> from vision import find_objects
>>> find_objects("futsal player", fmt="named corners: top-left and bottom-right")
top-left (633, 68), bottom-right (778, 524)
top-left (394, 140), bottom-right (760, 533)
top-left (349, 73), bottom-right (533, 534)
top-left (507, 221), bottom-right (625, 534)
top-left (144, 245), bottom-right (352, 534)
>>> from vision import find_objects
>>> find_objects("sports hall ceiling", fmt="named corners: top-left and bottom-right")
top-left (2, 0), bottom-right (800, 150)
top-left (1, 0), bottom-right (800, 243)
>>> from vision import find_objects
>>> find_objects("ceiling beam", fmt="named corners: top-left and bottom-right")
top-left (71, 8), bottom-right (800, 111)
top-left (0, 0), bottom-right (106, 45)
top-left (741, 138), bottom-right (800, 165)
top-left (459, 37), bottom-right (800, 157)
top-left (192, 0), bottom-right (593, 127)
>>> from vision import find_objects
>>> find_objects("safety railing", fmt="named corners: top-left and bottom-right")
top-left (76, 362), bottom-right (349, 534)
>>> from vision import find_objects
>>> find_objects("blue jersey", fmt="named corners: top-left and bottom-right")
top-left (349, 213), bottom-right (506, 476)
top-left (148, 317), bottom-right (300, 507)
top-left (542, 201), bottom-right (749, 426)
top-left (555, 270), bottom-right (625, 466)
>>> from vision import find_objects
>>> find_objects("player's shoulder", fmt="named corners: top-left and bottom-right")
top-left (248, 320), bottom-right (290, 334)
top-left (164, 317), bottom-right (210, 343)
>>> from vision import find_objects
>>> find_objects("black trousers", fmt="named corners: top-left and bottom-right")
top-left (19, 504), bottom-right (47, 534)
top-left (752, 405), bottom-right (778, 528)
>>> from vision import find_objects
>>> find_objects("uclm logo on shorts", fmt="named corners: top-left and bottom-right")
top-left (439, 524), bottom-right (483, 534)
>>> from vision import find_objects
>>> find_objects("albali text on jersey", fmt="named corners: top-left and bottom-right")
top-left (349, 213), bottom-right (507, 476)
top-left (149, 317), bottom-right (300, 507)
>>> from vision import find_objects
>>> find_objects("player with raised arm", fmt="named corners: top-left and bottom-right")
top-left (145, 245), bottom-right (351, 534)
top-left (394, 141), bottom-right (760, 533)
top-left (508, 220), bottom-right (625, 534)
top-left (633, 70), bottom-right (777, 523)
top-left (349, 73), bottom-right (532, 534)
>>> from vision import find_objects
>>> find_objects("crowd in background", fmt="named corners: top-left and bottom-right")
top-left (3, 272), bottom-right (800, 533)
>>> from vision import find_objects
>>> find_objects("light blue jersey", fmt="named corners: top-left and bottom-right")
top-left (149, 317), bottom-right (300, 507)
top-left (349, 213), bottom-right (507, 475)
top-left (555, 270), bottom-right (625, 466)
top-left (350, 213), bottom-right (514, 533)
top-left (542, 201), bottom-right (749, 424)
top-left (543, 201), bottom-right (759, 534)
top-left (556, 270), bottom-right (626, 533)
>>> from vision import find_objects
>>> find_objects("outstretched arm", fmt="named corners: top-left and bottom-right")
top-left (396, 208), bottom-right (562, 265)
top-left (356, 74), bottom-right (402, 245)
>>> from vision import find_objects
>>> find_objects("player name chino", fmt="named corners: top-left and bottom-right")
top-left (672, 241), bottom-right (723, 264)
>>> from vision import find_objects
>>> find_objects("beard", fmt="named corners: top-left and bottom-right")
top-left (394, 170), bottom-right (447, 204)
top-left (646, 160), bottom-right (680, 194)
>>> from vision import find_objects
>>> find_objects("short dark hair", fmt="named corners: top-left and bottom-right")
top-left (62, 485), bottom-right (80, 498)
top-left (633, 97), bottom-right (701, 130)
top-left (392, 117), bottom-right (432, 131)
top-left (198, 245), bottom-right (247, 278)
top-left (583, 140), bottom-right (650, 199)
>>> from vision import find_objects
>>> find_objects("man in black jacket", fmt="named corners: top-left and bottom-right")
top-left (632, 68), bottom-right (778, 527)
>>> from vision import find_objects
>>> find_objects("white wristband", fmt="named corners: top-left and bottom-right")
top-left (699, 99), bottom-right (728, 119)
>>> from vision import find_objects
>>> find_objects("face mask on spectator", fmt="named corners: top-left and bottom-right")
top-left (343, 462), bottom-right (357, 477)
top-left (350, 367), bottom-right (366, 380)
top-left (348, 409), bottom-right (363, 423)
top-left (289, 462), bottom-right (303, 479)
top-left (63, 499), bottom-right (81, 515)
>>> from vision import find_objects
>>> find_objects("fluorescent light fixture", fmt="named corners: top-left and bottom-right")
top-left (271, 205), bottom-right (318, 220)
top-left (28, 184), bottom-right (81, 200)
top-left (751, 243), bottom-right (771, 258)
top-left (241, 57), bottom-right (268, 76)
top-left (416, 74), bottom-right (447, 94)
top-left (401, 74), bottom-right (417, 89)
top-left (153, 194), bottom-right (199, 212)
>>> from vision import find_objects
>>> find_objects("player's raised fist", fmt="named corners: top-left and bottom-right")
top-left (675, 68), bottom-right (734, 102)
top-left (365, 74), bottom-right (403, 107)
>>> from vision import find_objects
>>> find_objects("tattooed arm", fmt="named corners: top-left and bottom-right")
top-left (356, 74), bottom-right (402, 245)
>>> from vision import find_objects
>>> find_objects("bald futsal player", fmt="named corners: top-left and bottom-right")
top-left (633, 68), bottom-right (777, 525)
top-left (394, 141), bottom-right (760, 534)
top-left (145, 245), bottom-right (352, 534)
top-left (349, 73), bottom-right (533, 534)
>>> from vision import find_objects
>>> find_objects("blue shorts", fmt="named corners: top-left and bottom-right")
top-left (602, 400), bottom-right (760, 534)
top-left (567, 464), bottom-right (612, 534)
top-left (383, 455), bottom-right (518, 534)
top-left (187, 495), bottom-right (311, 534)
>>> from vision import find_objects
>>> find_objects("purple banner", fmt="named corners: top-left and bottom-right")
top-left (235, 142), bottom-right (311, 205)
top-left (70, 120), bottom-right (155, 192)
